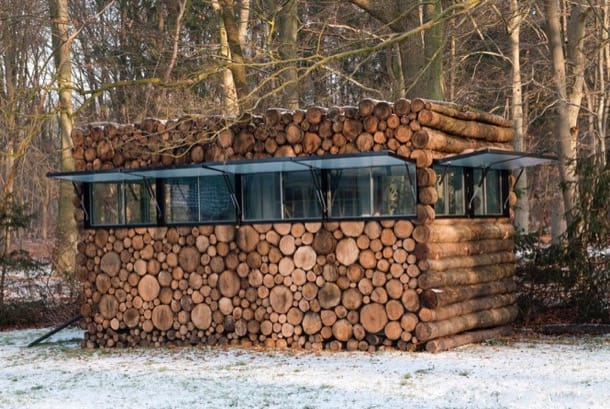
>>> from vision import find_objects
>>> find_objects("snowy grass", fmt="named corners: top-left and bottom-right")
top-left (1, 328), bottom-right (609, 409)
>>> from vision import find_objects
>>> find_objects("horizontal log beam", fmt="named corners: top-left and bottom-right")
top-left (418, 109), bottom-right (514, 143)
top-left (412, 98), bottom-right (513, 128)
top-left (414, 239), bottom-right (515, 260)
top-left (415, 304), bottom-right (518, 342)
top-left (420, 278), bottom-right (517, 308)
top-left (424, 325), bottom-right (513, 353)
top-left (418, 264), bottom-right (516, 289)
top-left (419, 293), bottom-right (518, 322)
top-left (418, 251), bottom-right (515, 272)
top-left (413, 223), bottom-right (515, 244)
top-left (412, 127), bottom-right (512, 153)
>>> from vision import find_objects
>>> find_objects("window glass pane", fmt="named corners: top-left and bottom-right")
top-left (434, 166), bottom-right (465, 215)
top-left (283, 171), bottom-right (321, 219)
top-left (485, 170), bottom-right (502, 215)
top-left (243, 173), bottom-right (281, 220)
top-left (328, 168), bottom-right (371, 217)
top-left (91, 183), bottom-right (119, 225)
top-left (200, 175), bottom-right (236, 222)
top-left (472, 169), bottom-right (485, 215)
top-left (372, 165), bottom-right (415, 216)
top-left (165, 178), bottom-right (199, 223)
top-left (472, 169), bottom-right (502, 216)
top-left (125, 182), bottom-right (156, 224)
top-left (473, 169), bottom-right (502, 216)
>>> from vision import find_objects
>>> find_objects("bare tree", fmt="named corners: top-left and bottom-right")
top-left (545, 0), bottom-right (589, 240)
top-left (509, 0), bottom-right (529, 233)
top-left (48, 0), bottom-right (77, 275)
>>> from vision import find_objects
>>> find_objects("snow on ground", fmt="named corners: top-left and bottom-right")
top-left (1, 328), bottom-right (609, 409)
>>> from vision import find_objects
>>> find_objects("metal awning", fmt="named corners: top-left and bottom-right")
top-left (130, 166), bottom-right (223, 179)
top-left (47, 151), bottom-right (415, 182)
top-left (47, 168), bottom-right (144, 183)
top-left (206, 157), bottom-right (307, 174)
top-left (434, 148), bottom-right (557, 170)
top-left (296, 151), bottom-right (413, 170)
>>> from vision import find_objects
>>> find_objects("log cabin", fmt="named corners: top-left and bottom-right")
top-left (49, 98), bottom-right (555, 352)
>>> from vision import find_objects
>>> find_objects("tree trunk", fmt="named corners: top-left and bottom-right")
top-left (277, 0), bottom-right (299, 109)
top-left (49, 0), bottom-right (77, 276)
top-left (348, 0), bottom-right (445, 99)
top-left (211, 0), bottom-right (240, 116)
top-left (545, 0), bottom-right (589, 240)
top-left (218, 0), bottom-right (249, 113)
top-left (509, 0), bottom-right (529, 233)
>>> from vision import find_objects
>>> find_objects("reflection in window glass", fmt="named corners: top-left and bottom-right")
top-left (283, 171), bottom-right (322, 219)
top-left (125, 182), bottom-right (156, 224)
top-left (328, 168), bottom-right (371, 217)
top-left (243, 173), bottom-right (281, 220)
top-left (473, 169), bottom-right (502, 215)
top-left (200, 175), bottom-right (236, 221)
top-left (372, 166), bottom-right (415, 216)
top-left (91, 182), bottom-right (156, 226)
top-left (328, 166), bottom-right (415, 218)
top-left (435, 166), bottom-right (465, 216)
top-left (91, 183), bottom-right (120, 226)
top-left (165, 178), bottom-right (199, 223)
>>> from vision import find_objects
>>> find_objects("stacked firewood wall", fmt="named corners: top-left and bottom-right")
top-left (72, 98), bottom-right (518, 352)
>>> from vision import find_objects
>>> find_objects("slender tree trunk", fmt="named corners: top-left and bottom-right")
top-left (278, 0), bottom-right (299, 109)
top-left (421, 0), bottom-right (444, 99)
top-left (509, 0), bottom-right (529, 233)
top-left (49, 0), bottom-right (77, 275)
top-left (212, 0), bottom-right (240, 116)
top-left (545, 0), bottom-right (588, 240)
top-left (597, 1), bottom-right (609, 167)
top-left (218, 0), bottom-right (249, 112)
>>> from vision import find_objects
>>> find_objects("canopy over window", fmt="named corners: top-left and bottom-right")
top-left (48, 151), bottom-right (414, 181)
top-left (434, 148), bottom-right (557, 170)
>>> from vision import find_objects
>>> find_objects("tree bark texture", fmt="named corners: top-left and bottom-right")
top-left (49, 0), bottom-right (77, 276)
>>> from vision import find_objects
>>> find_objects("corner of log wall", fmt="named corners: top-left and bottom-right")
top-left (72, 98), bottom-right (518, 352)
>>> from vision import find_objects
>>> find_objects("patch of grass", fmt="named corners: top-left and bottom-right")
top-left (414, 366), bottom-right (434, 375)
top-left (400, 373), bottom-right (412, 386)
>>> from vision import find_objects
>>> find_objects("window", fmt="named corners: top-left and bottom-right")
top-left (165, 175), bottom-right (236, 224)
top-left (165, 178), bottom-right (199, 223)
top-left (434, 165), bottom-right (506, 217)
top-left (242, 171), bottom-right (321, 221)
top-left (73, 153), bottom-right (419, 227)
top-left (200, 175), bottom-right (236, 221)
top-left (90, 183), bottom-right (120, 226)
top-left (328, 165), bottom-right (415, 218)
top-left (434, 166), bottom-right (465, 216)
top-left (242, 172), bottom-right (281, 221)
top-left (283, 171), bottom-right (322, 219)
top-left (372, 166), bottom-right (415, 216)
top-left (328, 168), bottom-right (370, 217)
top-left (90, 181), bottom-right (156, 226)
top-left (472, 169), bottom-right (502, 216)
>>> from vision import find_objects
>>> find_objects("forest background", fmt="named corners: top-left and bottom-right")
top-left (0, 0), bottom-right (608, 326)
